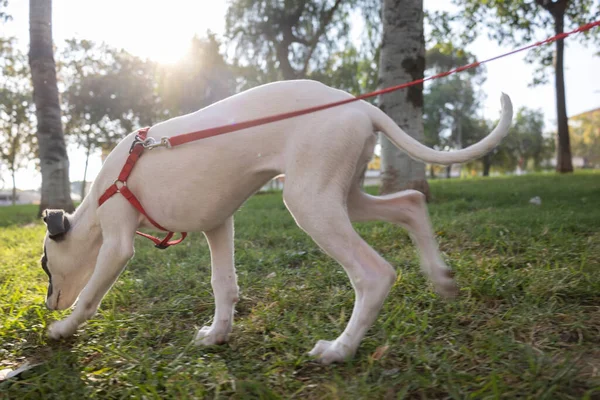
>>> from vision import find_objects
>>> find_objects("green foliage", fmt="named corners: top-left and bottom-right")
top-left (1, 173), bottom-right (600, 397)
top-left (60, 39), bottom-right (159, 153)
top-left (462, 107), bottom-right (554, 175)
top-left (454, 0), bottom-right (599, 44)
top-left (508, 107), bottom-right (553, 169)
top-left (0, 37), bottom-right (36, 196)
top-left (570, 108), bottom-right (600, 168)
top-left (308, 45), bottom-right (379, 96)
top-left (426, 43), bottom-right (477, 74)
top-left (448, 0), bottom-right (600, 85)
top-left (423, 44), bottom-right (485, 149)
top-left (423, 42), bottom-right (553, 177)
top-left (225, 0), bottom-right (380, 93)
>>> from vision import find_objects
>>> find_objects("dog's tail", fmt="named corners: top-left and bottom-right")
top-left (366, 93), bottom-right (513, 165)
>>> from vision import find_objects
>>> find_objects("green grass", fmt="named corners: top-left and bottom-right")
top-left (1, 172), bottom-right (599, 399)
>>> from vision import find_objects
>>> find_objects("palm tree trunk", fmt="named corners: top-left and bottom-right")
top-left (29, 0), bottom-right (74, 215)
top-left (482, 155), bottom-right (491, 177)
top-left (11, 169), bottom-right (17, 206)
top-left (454, 113), bottom-right (463, 177)
top-left (378, 0), bottom-right (430, 199)
top-left (552, 7), bottom-right (573, 173)
top-left (81, 140), bottom-right (91, 200)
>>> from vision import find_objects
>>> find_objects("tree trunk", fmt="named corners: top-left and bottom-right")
top-left (29, 0), bottom-right (74, 214)
top-left (429, 164), bottom-right (436, 179)
top-left (11, 169), bottom-right (17, 206)
top-left (454, 112), bottom-right (463, 177)
top-left (378, 0), bottom-right (430, 199)
top-left (274, 41), bottom-right (298, 80)
top-left (81, 140), bottom-right (91, 201)
top-left (482, 155), bottom-right (491, 177)
top-left (552, 7), bottom-right (573, 173)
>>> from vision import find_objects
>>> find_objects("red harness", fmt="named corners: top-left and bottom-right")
top-left (98, 128), bottom-right (188, 249)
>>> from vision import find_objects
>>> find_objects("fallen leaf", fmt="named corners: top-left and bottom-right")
top-left (371, 345), bottom-right (389, 360)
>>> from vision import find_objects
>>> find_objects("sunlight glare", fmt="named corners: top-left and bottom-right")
top-left (52, 0), bottom-right (228, 65)
top-left (127, 1), bottom-right (229, 65)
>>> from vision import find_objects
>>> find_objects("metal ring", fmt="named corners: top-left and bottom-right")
top-left (114, 180), bottom-right (127, 192)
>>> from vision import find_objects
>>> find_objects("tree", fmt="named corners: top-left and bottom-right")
top-left (227, 0), bottom-right (346, 81)
top-left (0, 38), bottom-right (36, 205)
top-left (463, 108), bottom-right (552, 176)
top-left (450, 0), bottom-right (600, 173)
top-left (570, 108), bottom-right (600, 168)
top-left (307, 45), bottom-right (381, 96)
top-left (29, 0), bottom-right (74, 214)
top-left (225, 0), bottom-right (380, 90)
top-left (510, 108), bottom-right (550, 170)
top-left (0, 94), bottom-right (36, 205)
top-left (423, 44), bottom-right (485, 178)
top-left (378, 0), bottom-right (429, 197)
top-left (60, 39), bottom-right (159, 198)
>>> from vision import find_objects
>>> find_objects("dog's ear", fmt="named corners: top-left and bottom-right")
top-left (42, 209), bottom-right (71, 241)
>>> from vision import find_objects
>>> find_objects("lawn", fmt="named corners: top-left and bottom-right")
top-left (1, 172), bottom-right (599, 399)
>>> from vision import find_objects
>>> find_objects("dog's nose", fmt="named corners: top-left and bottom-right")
top-left (45, 283), bottom-right (55, 309)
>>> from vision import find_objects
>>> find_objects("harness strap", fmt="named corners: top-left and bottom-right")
top-left (98, 127), bottom-right (187, 249)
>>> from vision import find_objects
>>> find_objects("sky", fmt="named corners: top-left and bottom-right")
top-left (1, 0), bottom-right (599, 190)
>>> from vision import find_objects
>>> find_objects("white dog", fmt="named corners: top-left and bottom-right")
top-left (40, 80), bottom-right (512, 364)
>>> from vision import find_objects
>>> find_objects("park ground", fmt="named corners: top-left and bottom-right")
top-left (1, 172), bottom-right (599, 399)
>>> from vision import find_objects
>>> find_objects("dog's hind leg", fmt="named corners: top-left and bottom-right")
top-left (194, 216), bottom-right (238, 346)
top-left (48, 201), bottom-right (137, 339)
top-left (283, 185), bottom-right (397, 364)
top-left (279, 111), bottom-right (401, 364)
top-left (347, 188), bottom-right (458, 298)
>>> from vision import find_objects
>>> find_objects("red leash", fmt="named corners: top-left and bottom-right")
top-left (98, 20), bottom-right (599, 249)
top-left (170, 20), bottom-right (599, 147)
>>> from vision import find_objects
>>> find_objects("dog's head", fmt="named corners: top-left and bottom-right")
top-left (41, 209), bottom-right (95, 310)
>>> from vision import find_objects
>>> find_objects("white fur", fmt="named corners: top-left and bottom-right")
top-left (42, 80), bottom-right (512, 364)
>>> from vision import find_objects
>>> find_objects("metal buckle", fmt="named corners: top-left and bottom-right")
top-left (129, 135), bottom-right (171, 153)
top-left (132, 136), bottom-right (172, 151)
top-left (143, 136), bottom-right (172, 150)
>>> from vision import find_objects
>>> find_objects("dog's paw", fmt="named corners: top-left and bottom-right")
top-left (433, 269), bottom-right (459, 299)
top-left (308, 340), bottom-right (354, 365)
top-left (193, 326), bottom-right (229, 346)
top-left (47, 320), bottom-right (77, 340)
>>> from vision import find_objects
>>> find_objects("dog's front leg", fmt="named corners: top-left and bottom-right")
top-left (48, 215), bottom-right (135, 339)
top-left (194, 217), bottom-right (238, 346)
